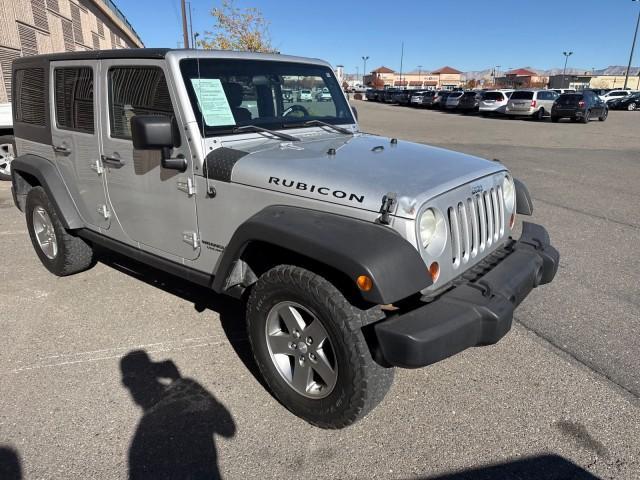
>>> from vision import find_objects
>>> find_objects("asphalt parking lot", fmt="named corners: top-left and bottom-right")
top-left (1, 102), bottom-right (639, 479)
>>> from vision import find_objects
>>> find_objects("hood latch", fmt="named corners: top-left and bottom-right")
top-left (378, 192), bottom-right (397, 225)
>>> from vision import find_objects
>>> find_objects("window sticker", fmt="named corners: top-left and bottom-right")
top-left (190, 78), bottom-right (236, 126)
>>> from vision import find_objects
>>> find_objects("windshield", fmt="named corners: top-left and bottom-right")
top-left (180, 59), bottom-right (354, 137)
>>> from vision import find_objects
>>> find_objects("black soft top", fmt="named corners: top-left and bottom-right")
top-left (12, 48), bottom-right (170, 67)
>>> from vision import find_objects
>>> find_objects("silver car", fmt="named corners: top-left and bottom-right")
top-left (505, 89), bottom-right (559, 120)
top-left (444, 90), bottom-right (464, 109)
top-left (479, 90), bottom-right (514, 115)
top-left (9, 48), bottom-right (559, 429)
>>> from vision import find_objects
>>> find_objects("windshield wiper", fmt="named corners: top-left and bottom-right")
top-left (303, 120), bottom-right (353, 135)
top-left (233, 125), bottom-right (300, 142)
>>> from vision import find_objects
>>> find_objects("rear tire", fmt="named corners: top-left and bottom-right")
top-left (25, 187), bottom-right (95, 276)
top-left (582, 110), bottom-right (591, 123)
top-left (246, 265), bottom-right (394, 429)
top-left (535, 108), bottom-right (545, 121)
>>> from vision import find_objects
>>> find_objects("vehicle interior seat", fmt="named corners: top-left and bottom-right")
top-left (223, 82), bottom-right (252, 123)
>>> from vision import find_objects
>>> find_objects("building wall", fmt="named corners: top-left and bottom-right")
top-left (590, 75), bottom-right (640, 90)
top-left (364, 72), bottom-right (464, 90)
top-left (0, 0), bottom-right (143, 103)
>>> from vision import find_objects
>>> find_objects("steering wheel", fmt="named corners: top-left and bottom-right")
top-left (283, 104), bottom-right (310, 117)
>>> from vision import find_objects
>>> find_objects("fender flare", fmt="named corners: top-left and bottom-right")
top-left (11, 154), bottom-right (83, 229)
top-left (212, 206), bottom-right (433, 305)
top-left (514, 178), bottom-right (534, 216)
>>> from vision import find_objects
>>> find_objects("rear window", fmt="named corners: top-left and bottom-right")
top-left (557, 94), bottom-right (582, 105)
top-left (483, 92), bottom-right (504, 101)
top-left (14, 68), bottom-right (46, 125)
top-left (510, 91), bottom-right (534, 100)
top-left (449, 92), bottom-right (463, 98)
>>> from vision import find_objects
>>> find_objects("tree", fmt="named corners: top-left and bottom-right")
top-left (198, 0), bottom-right (275, 53)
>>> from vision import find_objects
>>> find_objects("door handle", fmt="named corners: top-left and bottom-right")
top-left (53, 145), bottom-right (71, 155)
top-left (101, 154), bottom-right (125, 168)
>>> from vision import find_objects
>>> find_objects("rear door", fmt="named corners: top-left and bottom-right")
top-left (99, 59), bottom-right (200, 260)
top-left (50, 60), bottom-right (110, 230)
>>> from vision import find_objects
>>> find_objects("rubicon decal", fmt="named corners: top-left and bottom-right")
top-left (268, 177), bottom-right (365, 204)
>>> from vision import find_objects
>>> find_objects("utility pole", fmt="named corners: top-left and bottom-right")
top-left (399, 41), bottom-right (404, 88)
top-left (624, 0), bottom-right (640, 89)
top-left (417, 65), bottom-right (422, 87)
top-left (356, 66), bottom-right (359, 85)
top-left (562, 51), bottom-right (573, 87)
top-left (361, 56), bottom-right (369, 86)
top-left (181, 0), bottom-right (190, 49)
top-left (188, 2), bottom-right (195, 48)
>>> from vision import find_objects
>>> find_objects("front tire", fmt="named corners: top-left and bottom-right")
top-left (246, 265), bottom-right (394, 429)
top-left (551, 115), bottom-right (560, 123)
top-left (25, 187), bottom-right (95, 276)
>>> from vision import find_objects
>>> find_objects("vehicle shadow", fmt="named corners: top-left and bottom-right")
top-left (121, 350), bottom-right (236, 480)
top-left (0, 447), bottom-right (22, 480)
top-left (95, 248), bottom-right (264, 386)
top-left (413, 454), bottom-right (601, 479)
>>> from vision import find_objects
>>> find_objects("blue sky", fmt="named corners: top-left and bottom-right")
top-left (118, 0), bottom-right (640, 73)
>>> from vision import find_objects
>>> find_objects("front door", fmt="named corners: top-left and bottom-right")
top-left (50, 60), bottom-right (110, 230)
top-left (99, 60), bottom-right (199, 260)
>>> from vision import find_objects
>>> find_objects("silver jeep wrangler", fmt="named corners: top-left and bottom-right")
top-left (10, 49), bottom-right (559, 429)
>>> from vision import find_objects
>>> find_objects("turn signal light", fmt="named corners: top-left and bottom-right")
top-left (356, 275), bottom-right (373, 292)
top-left (429, 262), bottom-right (440, 282)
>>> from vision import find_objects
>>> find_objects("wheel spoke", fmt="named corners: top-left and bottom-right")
top-left (267, 333), bottom-right (293, 355)
top-left (35, 228), bottom-right (49, 245)
top-left (279, 305), bottom-right (305, 333)
top-left (291, 360), bottom-right (311, 393)
top-left (311, 350), bottom-right (337, 388)
top-left (302, 319), bottom-right (328, 347)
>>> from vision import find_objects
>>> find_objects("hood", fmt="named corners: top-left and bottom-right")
top-left (223, 132), bottom-right (505, 220)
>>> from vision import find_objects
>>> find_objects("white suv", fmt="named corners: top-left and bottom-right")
top-left (600, 90), bottom-right (633, 103)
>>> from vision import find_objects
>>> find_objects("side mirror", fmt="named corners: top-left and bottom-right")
top-left (130, 115), bottom-right (187, 172)
top-left (352, 106), bottom-right (358, 121)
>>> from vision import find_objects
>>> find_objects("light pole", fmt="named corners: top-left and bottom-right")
top-left (417, 65), bottom-right (422, 87)
top-left (361, 56), bottom-right (369, 86)
top-left (495, 65), bottom-right (501, 86)
top-left (356, 66), bottom-right (359, 85)
top-left (624, 0), bottom-right (640, 89)
top-left (562, 51), bottom-right (573, 87)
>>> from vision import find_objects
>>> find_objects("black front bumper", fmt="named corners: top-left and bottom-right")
top-left (374, 222), bottom-right (559, 368)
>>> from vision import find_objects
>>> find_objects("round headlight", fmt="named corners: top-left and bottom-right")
top-left (502, 175), bottom-right (516, 211)
top-left (419, 208), bottom-right (437, 248)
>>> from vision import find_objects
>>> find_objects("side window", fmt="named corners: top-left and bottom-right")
top-left (108, 66), bottom-right (174, 140)
top-left (54, 67), bottom-right (95, 134)
top-left (14, 68), bottom-right (46, 125)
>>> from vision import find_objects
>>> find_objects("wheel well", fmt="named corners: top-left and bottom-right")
top-left (11, 169), bottom-right (40, 211)
top-left (238, 241), bottom-right (374, 309)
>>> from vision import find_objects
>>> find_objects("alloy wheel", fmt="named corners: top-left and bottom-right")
top-left (265, 301), bottom-right (338, 399)
top-left (32, 206), bottom-right (58, 259)
top-left (0, 142), bottom-right (15, 177)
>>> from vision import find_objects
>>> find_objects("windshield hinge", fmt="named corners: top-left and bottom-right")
top-left (177, 177), bottom-right (195, 196)
top-left (378, 192), bottom-right (397, 225)
top-left (182, 231), bottom-right (200, 249)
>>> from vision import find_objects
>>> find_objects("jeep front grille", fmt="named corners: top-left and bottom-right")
top-left (448, 185), bottom-right (505, 268)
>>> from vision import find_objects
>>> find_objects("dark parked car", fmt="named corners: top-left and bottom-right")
top-left (394, 89), bottom-right (415, 106)
top-left (609, 92), bottom-right (640, 111)
top-left (551, 91), bottom-right (608, 123)
top-left (457, 91), bottom-right (483, 113)
top-left (382, 89), bottom-right (400, 103)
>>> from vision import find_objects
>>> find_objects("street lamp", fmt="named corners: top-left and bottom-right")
top-left (417, 64), bottom-right (423, 86)
top-left (624, 0), bottom-right (640, 89)
top-left (562, 51), bottom-right (573, 87)
top-left (361, 56), bottom-right (369, 86)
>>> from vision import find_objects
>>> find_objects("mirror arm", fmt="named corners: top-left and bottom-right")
top-left (161, 148), bottom-right (187, 172)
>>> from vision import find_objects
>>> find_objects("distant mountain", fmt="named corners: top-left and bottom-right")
top-left (464, 66), bottom-right (640, 80)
